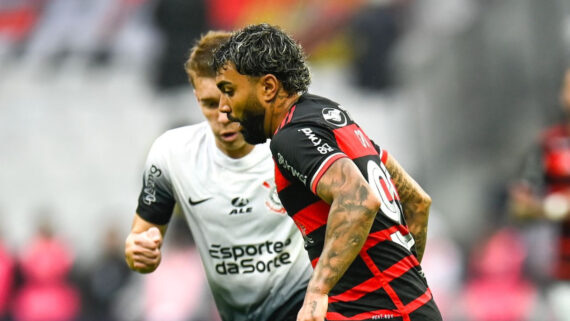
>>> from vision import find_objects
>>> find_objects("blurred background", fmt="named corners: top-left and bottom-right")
top-left (1, 0), bottom-right (570, 320)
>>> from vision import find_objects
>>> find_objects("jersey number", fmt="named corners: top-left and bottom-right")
top-left (366, 160), bottom-right (415, 251)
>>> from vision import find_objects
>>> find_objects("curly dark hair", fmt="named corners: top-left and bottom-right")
top-left (212, 23), bottom-right (311, 95)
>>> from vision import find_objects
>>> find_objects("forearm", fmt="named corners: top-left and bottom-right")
top-left (402, 199), bottom-right (429, 262)
top-left (385, 155), bottom-right (430, 262)
top-left (308, 199), bottom-right (377, 295)
top-left (312, 158), bottom-right (380, 295)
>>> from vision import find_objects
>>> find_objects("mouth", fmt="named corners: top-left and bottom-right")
top-left (220, 131), bottom-right (239, 142)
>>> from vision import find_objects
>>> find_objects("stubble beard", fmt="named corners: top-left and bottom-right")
top-left (239, 94), bottom-right (268, 145)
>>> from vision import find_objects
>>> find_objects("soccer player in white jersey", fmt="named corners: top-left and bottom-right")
top-left (124, 31), bottom-right (312, 321)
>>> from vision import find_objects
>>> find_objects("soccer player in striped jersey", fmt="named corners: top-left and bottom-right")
top-left (124, 31), bottom-right (312, 321)
top-left (213, 24), bottom-right (442, 321)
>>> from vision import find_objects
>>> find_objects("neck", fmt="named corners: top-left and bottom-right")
top-left (217, 142), bottom-right (255, 159)
top-left (266, 92), bottom-right (301, 138)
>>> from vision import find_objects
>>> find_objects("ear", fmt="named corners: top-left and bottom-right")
top-left (258, 74), bottom-right (280, 102)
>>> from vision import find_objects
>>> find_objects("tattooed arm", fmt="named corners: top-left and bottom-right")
top-left (385, 154), bottom-right (431, 263)
top-left (297, 158), bottom-right (381, 321)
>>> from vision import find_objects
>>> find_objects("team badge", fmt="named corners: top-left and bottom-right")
top-left (322, 107), bottom-right (347, 127)
top-left (263, 181), bottom-right (286, 214)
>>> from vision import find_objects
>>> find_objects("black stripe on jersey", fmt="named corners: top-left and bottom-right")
top-left (366, 239), bottom-right (416, 272)
top-left (408, 298), bottom-right (443, 321)
top-left (328, 255), bottom-right (376, 297)
top-left (279, 183), bottom-right (321, 216)
top-left (388, 269), bottom-right (429, 306)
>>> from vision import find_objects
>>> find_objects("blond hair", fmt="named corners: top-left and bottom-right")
top-left (185, 30), bottom-right (232, 88)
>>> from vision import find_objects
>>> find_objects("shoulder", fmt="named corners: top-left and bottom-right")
top-left (152, 122), bottom-right (209, 151)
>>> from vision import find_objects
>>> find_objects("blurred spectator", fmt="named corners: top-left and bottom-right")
top-left (348, 0), bottom-right (411, 91)
top-left (461, 227), bottom-right (540, 321)
top-left (79, 226), bottom-right (132, 321)
top-left (152, 0), bottom-right (207, 92)
top-left (0, 0), bottom-right (47, 57)
top-left (0, 231), bottom-right (15, 321)
top-left (11, 217), bottom-right (80, 321)
top-left (508, 68), bottom-right (570, 321)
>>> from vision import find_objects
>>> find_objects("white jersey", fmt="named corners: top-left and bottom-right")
top-left (136, 122), bottom-right (312, 321)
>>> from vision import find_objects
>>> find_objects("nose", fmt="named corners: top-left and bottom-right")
top-left (218, 97), bottom-right (233, 122)
top-left (217, 108), bottom-right (230, 124)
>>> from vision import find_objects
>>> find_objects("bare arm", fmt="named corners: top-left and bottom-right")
top-left (385, 154), bottom-right (431, 262)
top-left (297, 158), bottom-right (381, 321)
top-left (124, 213), bottom-right (167, 273)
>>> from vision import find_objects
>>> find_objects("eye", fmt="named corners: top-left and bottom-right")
top-left (222, 88), bottom-right (234, 97)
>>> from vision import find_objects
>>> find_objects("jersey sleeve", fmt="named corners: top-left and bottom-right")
top-left (271, 123), bottom-right (348, 194)
top-left (135, 135), bottom-right (176, 225)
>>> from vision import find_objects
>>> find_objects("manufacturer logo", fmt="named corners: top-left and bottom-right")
top-left (322, 107), bottom-right (347, 126)
top-left (188, 196), bottom-right (211, 206)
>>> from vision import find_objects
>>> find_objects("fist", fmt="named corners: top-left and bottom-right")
top-left (125, 227), bottom-right (163, 273)
top-left (297, 292), bottom-right (328, 321)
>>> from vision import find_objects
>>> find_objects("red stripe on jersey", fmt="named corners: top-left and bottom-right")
top-left (328, 255), bottom-right (418, 305)
top-left (333, 124), bottom-right (377, 159)
top-left (362, 226), bottom-right (400, 251)
top-left (359, 250), bottom-right (408, 320)
top-left (311, 257), bottom-right (319, 268)
top-left (381, 149), bottom-right (389, 164)
top-left (328, 276), bottom-right (383, 304)
top-left (275, 105), bottom-right (297, 134)
top-left (291, 201), bottom-right (330, 235)
top-left (274, 161), bottom-right (291, 193)
top-left (381, 255), bottom-right (420, 283)
top-left (310, 153), bottom-right (347, 194)
top-left (326, 309), bottom-right (402, 320)
top-left (287, 105), bottom-right (296, 123)
top-left (403, 288), bottom-right (433, 316)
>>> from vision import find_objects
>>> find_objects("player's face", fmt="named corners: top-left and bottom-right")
top-left (193, 76), bottom-right (252, 157)
top-left (216, 63), bottom-right (268, 145)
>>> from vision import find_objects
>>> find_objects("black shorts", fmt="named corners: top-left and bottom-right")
top-left (267, 288), bottom-right (306, 321)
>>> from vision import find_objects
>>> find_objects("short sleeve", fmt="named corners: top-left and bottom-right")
top-left (135, 135), bottom-right (176, 225)
top-left (271, 123), bottom-right (347, 194)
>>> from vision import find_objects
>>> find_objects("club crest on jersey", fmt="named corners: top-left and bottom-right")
top-left (322, 107), bottom-right (347, 127)
top-left (229, 196), bottom-right (253, 215)
top-left (263, 181), bottom-right (286, 214)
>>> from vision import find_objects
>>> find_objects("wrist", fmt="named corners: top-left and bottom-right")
top-left (307, 279), bottom-right (331, 296)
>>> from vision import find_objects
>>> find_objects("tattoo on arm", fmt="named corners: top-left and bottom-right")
top-left (385, 155), bottom-right (431, 262)
top-left (311, 158), bottom-right (379, 294)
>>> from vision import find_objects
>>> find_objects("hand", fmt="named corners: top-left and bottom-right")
top-left (297, 292), bottom-right (328, 321)
top-left (125, 227), bottom-right (163, 273)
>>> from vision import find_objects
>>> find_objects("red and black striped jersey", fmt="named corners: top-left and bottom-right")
top-left (270, 94), bottom-right (442, 321)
